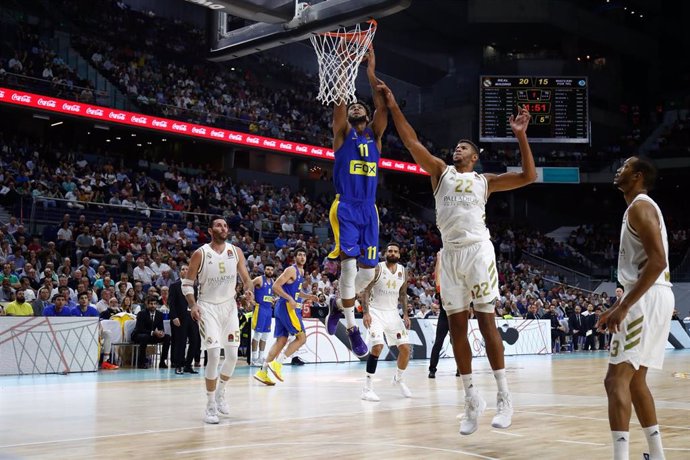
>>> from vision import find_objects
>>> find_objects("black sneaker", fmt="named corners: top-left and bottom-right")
top-left (456, 370), bottom-right (461, 377)
top-left (183, 366), bottom-right (199, 374)
top-left (428, 370), bottom-right (436, 379)
top-left (291, 356), bottom-right (306, 366)
top-left (175, 367), bottom-right (184, 375)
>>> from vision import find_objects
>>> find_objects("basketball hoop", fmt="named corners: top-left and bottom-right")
top-left (310, 19), bottom-right (377, 105)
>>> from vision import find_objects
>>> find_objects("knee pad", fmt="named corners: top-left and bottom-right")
top-left (220, 346), bottom-right (238, 378)
top-left (340, 258), bottom-right (357, 299)
top-left (354, 267), bottom-right (375, 294)
top-left (204, 347), bottom-right (221, 380)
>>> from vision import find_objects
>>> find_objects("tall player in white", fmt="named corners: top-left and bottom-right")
top-left (359, 242), bottom-right (411, 401)
top-left (597, 157), bottom-right (674, 460)
top-left (378, 81), bottom-right (536, 435)
top-left (184, 217), bottom-right (254, 424)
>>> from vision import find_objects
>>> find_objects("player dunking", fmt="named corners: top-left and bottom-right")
top-left (185, 217), bottom-right (254, 424)
top-left (324, 48), bottom-right (387, 357)
top-left (597, 157), bottom-right (674, 460)
top-left (359, 242), bottom-right (412, 401)
top-left (378, 80), bottom-right (536, 435)
top-left (254, 247), bottom-right (318, 385)
top-left (250, 263), bottom-right (275, 365)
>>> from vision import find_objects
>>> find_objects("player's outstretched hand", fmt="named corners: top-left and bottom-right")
top-left (364, 47), bottom-right (376, 73)
top-left (363, 312), bottom-right (372, 329)
top-left (191, 304), bottom-right (201, 322)
top-left (596, 304), bottom-right (626, 334)
top-left (375, 79), bottom-right (396, 108)
top-left (509, 104), bottom-right (531, 135)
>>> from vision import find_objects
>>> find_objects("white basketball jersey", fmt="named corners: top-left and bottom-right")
top-left (618, 194), bottom-right (672, 288)
top-left (434, 166), bottom-right (491, 246)
top-left (197, 242), bottom-right (239, 304)
top-left (368, 262), bottom-right (405, 311)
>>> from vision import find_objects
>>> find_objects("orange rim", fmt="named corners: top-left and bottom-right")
top-left (320, 19), bottom-right (377, 40)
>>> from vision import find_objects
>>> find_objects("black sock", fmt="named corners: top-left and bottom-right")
top-left (366, 354), bottom-right (379, 374)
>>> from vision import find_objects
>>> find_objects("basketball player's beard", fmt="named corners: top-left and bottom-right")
top-left (348, 115), bottom-right (367, 125)
top-left (385, 256), bottom-right (399, 264)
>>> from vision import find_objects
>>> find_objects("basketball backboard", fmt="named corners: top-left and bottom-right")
top-left (188, 0), bottom-right (411, 61)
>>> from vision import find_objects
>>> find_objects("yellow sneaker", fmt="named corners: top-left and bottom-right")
top-left (268, 360), bottom-right (284, 382)
top-left (253, 369), bottom-right (276, 386)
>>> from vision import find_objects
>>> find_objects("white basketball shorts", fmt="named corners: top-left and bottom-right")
top-left (367, 308), bottom-right (409, 347)
top-left (609, 285), bottom-right (674, 370)
top-left (439, 240), bottom-right (499, 315)
top-left (198, 299), bottom-right (240, 350)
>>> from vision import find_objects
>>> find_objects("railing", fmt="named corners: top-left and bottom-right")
top-left (521, 252), bottom-right (605, 291)
top-left (0, 72), bottom-right (112, 106)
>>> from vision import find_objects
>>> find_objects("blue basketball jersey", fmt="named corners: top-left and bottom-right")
top-left (254, 275), bottom-right (274, 308)
top-left (276, 264), bottom-right (305, 309)
top-left (333, 127), bottom-right (380, 203)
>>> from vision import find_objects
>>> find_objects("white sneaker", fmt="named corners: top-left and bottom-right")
top-left (392, 375), bottom-right (412, 398)
top-left (458, 392), bottom-right (487, 435)
top-left (491, 391), bottom-right (513, 429)
top-left (203, 402), bottom-right (219, 424)
top-left (361, 388), bottom-right (380, 402)
top-left (215, 392), bottom-right (230, 415)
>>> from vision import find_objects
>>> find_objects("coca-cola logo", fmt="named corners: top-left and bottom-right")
top-left (279, 142), bottom-right (293, 150)
top-left (228, 133), bottom-right (243, 141)
top-left (394, 162), bottom-right (405, 169)
top-left (406, 164), bottom-right (417, 171)
top-left (263, 140), bottom-right (276, 147)
top-left (11, 94), bottom-right (31, 103)
top-left (295, 145), bottom-right (308, 153)
top-left (62, 103), bottom-right (81, 112)
top-left (246, 137), bottom-right (260, 144)
top-left (312, 148), bottom-right (323, 155)
top-left (381, 160), bottom-right (392, 167)
top-left (151, 119), bottom-right (168, 128)
top-left (172, 123), bottom-right (187, 132)
top-left (191, 127), bottom-right (207, 135)
top-left (0, 90), bottom-right (5, 98)
top-left (210, 130), bottom-right (224, 138)
top-left (38, 98), bottom-right (56, 108)
top-left (109, 112), bottom-right (126, 120)
top-left (130, 115), bottom-right (147, 124)
top-left (86, 107), bottom-right (104, 116)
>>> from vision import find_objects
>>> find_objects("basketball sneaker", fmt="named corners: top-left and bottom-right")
top-left (491, 391), bottom-right (513, 429)
top-left (203, 402), bottom-right (219, 424)
top-left (361, 388), bottom-right (380, 402)
top-left (458, 392), bottom-right (487, 435)
top-left (215, 392), bottom-right (230, 415)
top-left (325, 297), bottom-right (343, 334)
top-left (268, 360), bottom-right (284, 382)
top-left (101, 361), bottom-right (119, 370)
top-left (253, 369), bottom-right (275, 386)
top-left (392, 375), bottom-right (412, 398)
top-left (347, 326), bottom-right (368, 357)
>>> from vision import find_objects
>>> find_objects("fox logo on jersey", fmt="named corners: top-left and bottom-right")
top-left (349, 160), bottom-right (377, 176)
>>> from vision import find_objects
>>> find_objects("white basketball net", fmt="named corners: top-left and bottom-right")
top-left (310, 20), bottom-right (377, 105)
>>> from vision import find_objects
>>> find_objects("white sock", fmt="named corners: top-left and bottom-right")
top-left (365, 373), bottom-right (374, 389)
top-left (343, 307), bottom-right (356, 329)
top-left (261, 360), bottom-right (269, 371)
top-left (461, 374), bottom-right (477, 397)
top-left (103, 353), bottom-right (111, 363)
top-left (251, 350), bottom-right (258, 362)
top-left (642, 425), bottom-right (664, 459)
top-left (217, 378), bottom-right (228, 396)
top-left (258, 351), bottom-right (264, 362)
top-left (493, 368), bottom-right (509, 393)
top-left (206, 390), bottom-right (215, 405)
top-left (395, 368), bottom-right (405, 381)
top-left (278, 351), bottom-right (287, 362)
top-left (611, 431), bottom-right (629, 460)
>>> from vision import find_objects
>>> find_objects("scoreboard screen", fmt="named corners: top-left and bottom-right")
top-left (479, 76), bottom-right (589, 144)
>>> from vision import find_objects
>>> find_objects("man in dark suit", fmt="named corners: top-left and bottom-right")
top-left (568, 305), bottom-right (586, 351)
top-left (544, 305), bottom-right (566, 352)
top-left (132, 295), bottom-right (171, 368)
top-left (168, 264), bottom-right (200, 375)
top-left (524, 303), bottom-right (541, 320)
top-left (584, 306), bottom-right (602, 351)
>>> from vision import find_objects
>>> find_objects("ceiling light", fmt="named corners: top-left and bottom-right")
top-left (50, 121), bottom-right (63, 127)
top-left (131, 133), bottom-right (136, 137)
top-left (115, 137), bottom-right (121, 140)
top-left (137, 143), bottom-right (142, 147)
top-left (106, 139), bottom-right (111, 142)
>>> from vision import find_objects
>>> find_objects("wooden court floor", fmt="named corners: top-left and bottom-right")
top-left (1, 351), bottom-right (688, 459)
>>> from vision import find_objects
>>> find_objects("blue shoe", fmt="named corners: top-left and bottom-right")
top-left (325, 297), bottom-right (343, 335)
top-left (347, 326), bottom-right (368, 357)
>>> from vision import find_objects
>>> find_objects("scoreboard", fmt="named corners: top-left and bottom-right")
top-left (479, 76), bottom-right (589, 143)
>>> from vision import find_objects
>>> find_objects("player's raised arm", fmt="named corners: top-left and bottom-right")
top-left (272, 266), bottom-right (297, 308)
top-left (376, 80), bottom-right (446, 180)
top-left (364, 47), bottom-right (387, 140)
top-left (184, 248), bottom-right (201, 321)
top-left (485, 105), bottom-right (537, 195)
top-left (235, 247), bottom-right (254, 304)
